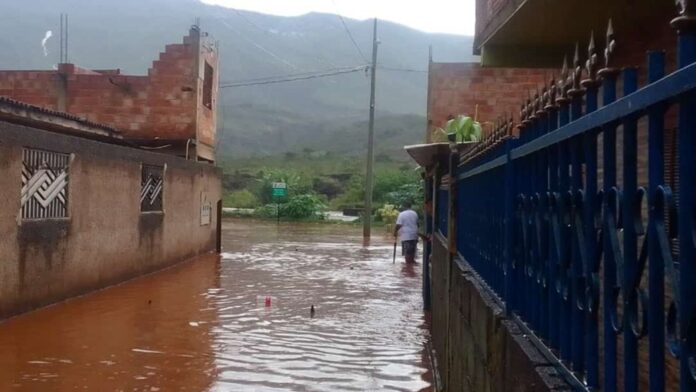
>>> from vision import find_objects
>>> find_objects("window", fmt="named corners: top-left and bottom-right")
top-left (140, 164), bottom-right (164, 212)
top-left (21, 148), bottom-right (70, 220)
top-left (203, 62), bottom-right (213, 109)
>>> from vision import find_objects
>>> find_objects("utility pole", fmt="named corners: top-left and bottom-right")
top-left (363, 18), bottom-right (378, 239)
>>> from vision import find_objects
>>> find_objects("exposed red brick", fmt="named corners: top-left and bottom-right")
top-left (0, 27), bottom-right (219, 161)
top-left (426, 62), bottom-right (551, 141)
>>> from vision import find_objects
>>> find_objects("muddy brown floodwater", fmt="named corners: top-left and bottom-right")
top-left (0, 219), bottom-right (432, 392)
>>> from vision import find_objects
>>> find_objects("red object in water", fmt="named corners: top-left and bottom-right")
top-left (264, 296), bottom-right (272, 307)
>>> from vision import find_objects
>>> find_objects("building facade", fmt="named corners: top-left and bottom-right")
top-left (0, 28), bottom-right (222, 319)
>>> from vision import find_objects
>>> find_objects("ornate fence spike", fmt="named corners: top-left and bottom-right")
top-left (537, 87), bottom-right (548, 116)
top-left (582, 31), bottom-right (600, 87)
top-left (672, 0), bottom-right (696, 30)
top-left (556, 55), bottom-right (571, 103)
top-left (599, 19), bottom-right (619, 78)
top-left (524, 92), bottom-right (534, 124)
top-left (530, 90), bottom-right (540, 119)
top-left (546, 75), bottom-right (558, 110)
top-left (518, 101), bottom-right (527, 130)
top-left (569, 42), bottom-right (585, 95)
top-left (676, 0), bottom-right (696, 16)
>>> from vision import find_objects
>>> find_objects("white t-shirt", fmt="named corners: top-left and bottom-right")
top-left (396, 209), bottom-right (419, 241)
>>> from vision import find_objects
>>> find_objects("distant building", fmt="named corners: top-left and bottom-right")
top-left (0, 26), bottom-right (219, 162)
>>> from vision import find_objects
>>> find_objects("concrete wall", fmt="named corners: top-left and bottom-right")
top-left (0, 120), bottom-right (221, 319)
top-left (429, 236), bottom-right (572, 391)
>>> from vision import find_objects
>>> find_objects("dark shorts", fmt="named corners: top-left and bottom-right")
top-left (402, 240), bottom-right (417, 257)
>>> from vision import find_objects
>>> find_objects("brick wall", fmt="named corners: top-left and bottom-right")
top-left (0, 71), bottom-right (61, 109)
top-left (426, 62), bottom-right (550, 142)
top-left (0, 27), bottom-right (219, 161)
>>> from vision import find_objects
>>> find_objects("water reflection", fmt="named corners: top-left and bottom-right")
top-left (0, 219), bottom-right (432, 391)
top-left (0, 253), bottom-right (220, 391)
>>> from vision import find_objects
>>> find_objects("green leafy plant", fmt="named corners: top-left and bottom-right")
top-left (376, 204), bottom-right (399, 225)
top-left (281, 194), bottom-right (326, 219)
top-left (432, 115), bottom-right (483, 143)
top-left (256, 168), bottom-right (312, 204)
top-left (384, 182), bottom-right (423, 209)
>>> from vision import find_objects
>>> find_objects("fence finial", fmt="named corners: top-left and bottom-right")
top-left (583, 31), bottom-right (600, 87)
top-left (672, 0), bottom-right (696, 30)
top-left (605, 19), bottom-right (616, 68)
top-left (556, 55), bottom-right (571, 103)
top-left (530, 90), bottom-right (540, 120)
top-left (546, 75), bottom-right (558, 110)
top-left (569, 42), bottom-right (585, 95)
top-left (537, 87), bottom-right (547, 117)
top-left (599, 19), bottom-right (619, 78)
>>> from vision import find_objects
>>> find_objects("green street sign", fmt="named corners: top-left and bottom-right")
top-left (271, 182), bottom-right (287, 198)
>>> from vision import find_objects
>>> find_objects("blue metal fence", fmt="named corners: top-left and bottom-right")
top-left (452, 11), bottom-right (696, 391)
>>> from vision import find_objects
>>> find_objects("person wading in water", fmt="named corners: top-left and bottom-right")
top-left (393, 201), bottom-right (420, 264)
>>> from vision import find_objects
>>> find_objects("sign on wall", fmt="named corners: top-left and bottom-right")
top-left (200, 191), bottom-right (212, 226)
top-left (21, 148), bottom-right (70, 220)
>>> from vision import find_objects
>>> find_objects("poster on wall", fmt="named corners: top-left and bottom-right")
top-left (200, 191), bottom-right (212, 226)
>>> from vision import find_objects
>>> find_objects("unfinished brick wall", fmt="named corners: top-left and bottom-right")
top-left (426, 63), bottom-right (550, 142)
top-left (0, 27), bottom-right (218, 161)
top-left (0, 71), bottom-right (61, 110)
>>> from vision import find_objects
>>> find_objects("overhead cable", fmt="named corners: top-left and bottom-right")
top-left (331, 0), bottom-right (368, 63)
top-left (220, 65), bottom-right (368, 88)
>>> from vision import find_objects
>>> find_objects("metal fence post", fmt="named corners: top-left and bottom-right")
top-left (581, 36), bottom-right (601, 386)
top-left (672, 4), bottom-right (696, 390)
top-left (647, 50), bottom-right (666, 392)
top-left (598, 24), bottom-right (620, 387)
top-left (622, 66), bottom-right (639, 392)
top-left (504, 139), bottom-right (515, 315)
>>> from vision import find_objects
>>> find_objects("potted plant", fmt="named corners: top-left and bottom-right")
top-left (431, 114), bottom-right (483, 144)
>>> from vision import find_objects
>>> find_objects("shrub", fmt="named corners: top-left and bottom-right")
top-left (281, 194), bottom-right (326, 219)
top-left (384, 182), bottom-right (423, 208)
top-left (254, 194), bottom-right (326, 220)
top-left (256, 169), bottom-right (313, 204)
top-left (223, 190), bottom-right (259, 208)
top-left (376, 204), bottom-right (399, 224)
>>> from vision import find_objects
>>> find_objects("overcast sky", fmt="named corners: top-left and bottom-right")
top-left (200, 0), bottom-right (476, 36)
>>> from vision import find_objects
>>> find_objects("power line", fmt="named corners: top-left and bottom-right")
top-left (220, 65), bottom-right (368, 88)
top-left (230, 9), bottom-right (339, 68)
top-left (331, 0), bottom-right (368, 63)
top-left (220, 65), bottom-right (367, 84)
top-left (378, 65), bottom-right (428, 73)
top-left (216, 17), bottom-right (299, 70)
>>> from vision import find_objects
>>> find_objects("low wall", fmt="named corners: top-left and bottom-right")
top-left (429, 235), bottom-right (572, 391)
top-left (0, 121), bottom-right (221, 319)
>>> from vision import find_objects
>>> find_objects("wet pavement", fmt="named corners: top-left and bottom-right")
top-left (0, 219), bottom-right (432, 391)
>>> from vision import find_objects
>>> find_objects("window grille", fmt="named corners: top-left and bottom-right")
top-left (140, 165), bottom-right (164, 212)
top-left (20, 148), bottom-right (70, 220)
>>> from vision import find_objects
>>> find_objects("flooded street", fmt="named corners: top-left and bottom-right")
top-left (0, 219), bottom-right (432, 391)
